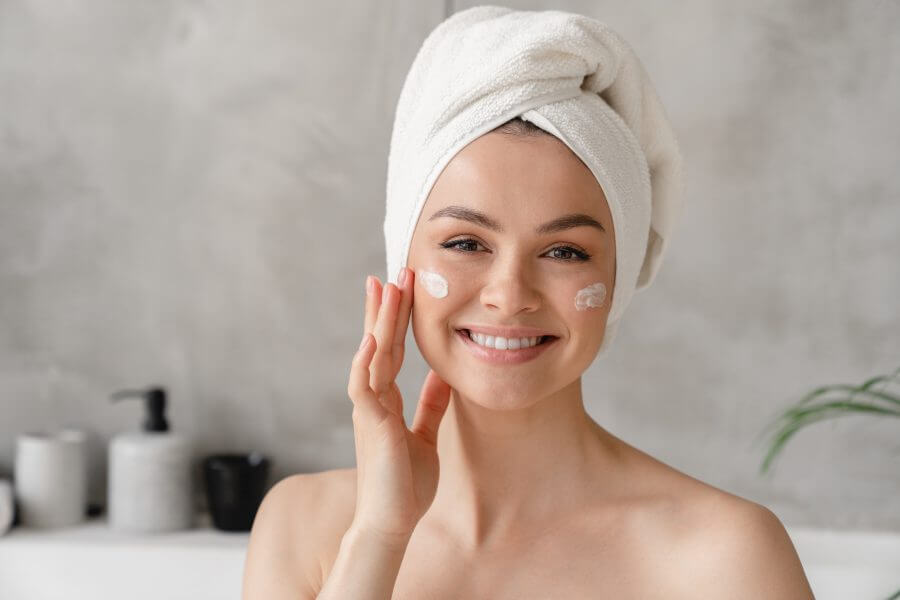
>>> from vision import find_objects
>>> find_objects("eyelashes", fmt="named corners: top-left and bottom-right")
top-left (439, 237), bottom-right (592, 262)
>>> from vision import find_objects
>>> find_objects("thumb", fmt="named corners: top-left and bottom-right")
top-left (410, 369), bottom-right (452, 446)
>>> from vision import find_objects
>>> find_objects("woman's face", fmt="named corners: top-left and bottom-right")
top-left (407, 130), bottom-right (616, 409)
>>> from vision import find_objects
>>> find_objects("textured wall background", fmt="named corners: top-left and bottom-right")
top-left (1, 0), bottom-right (898, 532)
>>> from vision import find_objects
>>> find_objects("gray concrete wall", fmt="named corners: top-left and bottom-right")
top-left (1, 0), bottom-right (898, 532)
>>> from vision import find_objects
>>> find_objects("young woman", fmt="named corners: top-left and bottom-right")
top-left (243, 7), bottom-right (814, 599)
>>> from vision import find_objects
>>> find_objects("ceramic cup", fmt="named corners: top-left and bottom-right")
top-left (0, 479), bottom-right (14, 535)
top-left (203, 452), bottom-right (270, 532)
top-left (14, 429), bottom-right (88, 528)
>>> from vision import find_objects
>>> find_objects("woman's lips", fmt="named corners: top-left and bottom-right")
top-left (455, 329), bottom-right (558, 365)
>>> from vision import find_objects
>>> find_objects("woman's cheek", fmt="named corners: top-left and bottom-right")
top-left (574, 281), bottom-right (607, 311)
top-left (565, 280), bottom-right (609, 334)
top-left (415, 258), bottom-right (479, 301)
top-left (563, 280), bottom-right (610, 352)
top-left (410, 265), bottom-right (460, 367)
top-left (417, 268), bottom-right (449, 298)
top-left (410, 266), bottom-right (455, 343)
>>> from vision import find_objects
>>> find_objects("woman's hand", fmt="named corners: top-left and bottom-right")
top-left (347, 267), bottom-right (452, 546)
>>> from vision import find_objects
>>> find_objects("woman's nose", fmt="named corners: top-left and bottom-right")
top-left (479, 258), bottom-right (542, 317)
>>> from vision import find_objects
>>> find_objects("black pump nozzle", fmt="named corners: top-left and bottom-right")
top-left (111, 386), bottom-right (170, 432)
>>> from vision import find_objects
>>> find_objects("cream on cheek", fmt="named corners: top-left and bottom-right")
top-left (417, 268), bottom-right (449, 299)
top-left (574, 281), bottom-right (607, 311)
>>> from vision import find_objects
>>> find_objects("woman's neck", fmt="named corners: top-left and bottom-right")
top-left (426, 377), bottom-right (621, 551)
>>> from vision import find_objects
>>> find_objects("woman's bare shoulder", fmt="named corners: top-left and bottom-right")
top-left (672, 490), bottom-right (814, 598)
top-left (272, 467), bottom-right (358, 551)
top-left (242, 468), bottom-right (357, 599)
top-left (275, 467), bottom-right (356, 510)
top-left (625, 454), bottom-right (814, 599)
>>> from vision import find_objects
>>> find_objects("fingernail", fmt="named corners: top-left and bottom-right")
top-left (398, 267), bottom-right (408, 287)
top-left (365, 276), bottom-right (373, 296)
top-left (382, 283), bottom-right (390, 302)
top-left (358, 333), bottom-right (370, 350)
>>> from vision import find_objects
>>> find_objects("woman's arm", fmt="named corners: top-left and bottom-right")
top-left (316, 524), bottom-right (412, 599)
top-left (242, 471), bottom-right (412, 600)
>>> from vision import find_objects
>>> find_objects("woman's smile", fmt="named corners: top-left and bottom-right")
top-left (454, 327), bottom-right (560, 365)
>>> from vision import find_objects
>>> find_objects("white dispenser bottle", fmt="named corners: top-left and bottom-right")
top-left (108, 386), bottom-right (193, 532)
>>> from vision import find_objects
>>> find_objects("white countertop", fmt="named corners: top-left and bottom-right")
top-left (0, 514), bottom-right (249, 600)
top-left (2, 519), bottom-right (898, 600)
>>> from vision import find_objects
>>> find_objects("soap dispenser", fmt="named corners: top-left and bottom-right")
top-left (108, 386), bottom-right (193, 533)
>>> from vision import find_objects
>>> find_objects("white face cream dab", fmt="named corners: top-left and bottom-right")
top-left (418, 269), bottom-right (449, 299)
top-left (574, 282), bottom-right (606, 311)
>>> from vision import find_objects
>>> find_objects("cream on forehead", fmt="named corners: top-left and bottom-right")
top-left (418, 269), bottom-right (448, 298)
top-left (575, 282), bottom-right (606, 311)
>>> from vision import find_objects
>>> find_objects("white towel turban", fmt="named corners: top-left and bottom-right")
top-left (384, 5), bottom-right (685, 354)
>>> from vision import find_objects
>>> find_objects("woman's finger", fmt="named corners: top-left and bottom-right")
top-left (370, 283), bottom-right (400, 394)
top-left (391, 268), bottom-right (414, 374)
top-left (410, 369), bottom-right (452, 446)
top-left (363, 276), bottom-right (383, 335)
top-left (348, 333), bottom-right (387, 422)
top-left (381, 382), bottom-right (405, 423)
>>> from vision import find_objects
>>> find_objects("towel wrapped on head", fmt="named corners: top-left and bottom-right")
top-left (384, 5), bottom-right (685, 354)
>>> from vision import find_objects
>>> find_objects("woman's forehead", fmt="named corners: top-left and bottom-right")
top-left (422, 132), bottom-right (611, 228)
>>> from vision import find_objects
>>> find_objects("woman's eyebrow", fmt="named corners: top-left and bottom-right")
top-left (427, 205), bottom-right (605, 234)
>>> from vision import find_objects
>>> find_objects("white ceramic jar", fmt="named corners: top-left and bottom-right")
top-left (14, 429), bottom-right (88, 528)
top-left (0, 478), bottom-right (13, 534)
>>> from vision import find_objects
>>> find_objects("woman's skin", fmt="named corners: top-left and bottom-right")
top-left (242, 131), bottom-right (815, 599)
top-left (404, 129), bottom-right (619, 554)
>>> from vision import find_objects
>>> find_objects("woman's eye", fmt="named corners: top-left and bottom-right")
top-left (441, 239), bottom-right (590, 262)
top-left (440, 238), bottom-right (483, 252)
top-left (546, 246), bottom-right (591, 262)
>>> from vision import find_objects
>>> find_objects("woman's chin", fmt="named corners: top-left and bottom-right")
top-left (449, 383), bottom-right (547, 411)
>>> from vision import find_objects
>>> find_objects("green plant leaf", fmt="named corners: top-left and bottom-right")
top-left (756, 367), bottom-right (900, 440)
top-left (757, 366), bottom-right (900, 475)
top-left (756, 389), bottom-right (900, 450)
top-left (756, 367), bottom-right (900, 599)
top-left (759, 400), bottom-right (900, 474)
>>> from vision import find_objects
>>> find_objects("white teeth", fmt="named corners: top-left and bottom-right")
top-left (466, 331), bottom-right (543, 350)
